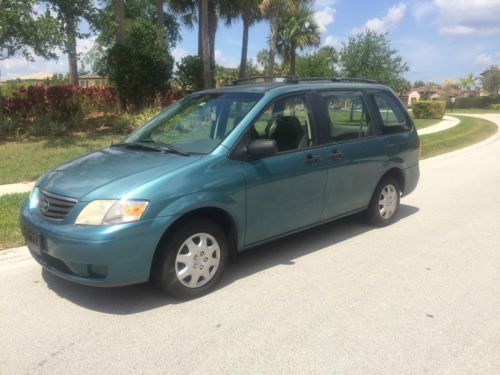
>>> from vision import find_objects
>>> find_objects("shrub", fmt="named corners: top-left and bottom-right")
top-left (176, 55), bottom-right (203, 93)
top-left (489, 103), bottom-right (500, 110)
top-left (412, 100), bottom-right (446, 119)
top-left (455, 95), bottom-right (500, 109)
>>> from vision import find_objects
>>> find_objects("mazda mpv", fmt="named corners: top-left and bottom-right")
top-left (20, 77), bottom-right (420, 298)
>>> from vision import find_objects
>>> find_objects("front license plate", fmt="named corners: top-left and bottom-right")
top-left (22, 225), bottom-right (43, 256)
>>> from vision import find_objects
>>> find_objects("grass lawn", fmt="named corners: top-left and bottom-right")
top-left (0, 193), bottom-right (29, 250)
top-left (420, 115), bottom-right (497, 159)
top-left (0, 134), bottom-right (121, 184)
top-left (447, 109), bottom-right (500, 114)
top-left (413, 118), bottom-right (442, 129)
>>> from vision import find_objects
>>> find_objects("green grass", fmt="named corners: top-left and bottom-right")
top-left (0, 193), bottom-right (29, 250)
top-left (447, 108), bottom-right (500, 114)
top-left (420, 115), bottom-right (497, 159)
top-left (0, 135), bottom-right (120, 184)
top-left (413, 118), bottom-right (442, 129)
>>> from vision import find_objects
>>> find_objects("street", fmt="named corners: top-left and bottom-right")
top-left (1, 115), bottom-right (499, 374)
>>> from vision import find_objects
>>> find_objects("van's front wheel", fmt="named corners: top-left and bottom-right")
top-left (154, 219), bottom-right (228, 298)
top-left (367, 177), bottom-right (401, 226)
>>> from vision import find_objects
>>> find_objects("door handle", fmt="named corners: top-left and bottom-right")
top-left (330, 149), bottom-right (343, 160)
top-left (304, 155), bottom-right (321, 165)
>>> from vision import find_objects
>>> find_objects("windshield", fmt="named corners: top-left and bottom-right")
top-left (125, 92), bottom-right (262, 154)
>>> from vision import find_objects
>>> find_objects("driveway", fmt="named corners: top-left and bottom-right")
top-left (1, 115), bottom-right (499, 374)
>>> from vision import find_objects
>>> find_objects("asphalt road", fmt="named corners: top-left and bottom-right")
top-left (1, 115), bottom-right (499, 375)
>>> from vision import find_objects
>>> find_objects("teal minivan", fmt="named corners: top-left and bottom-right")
top-left (20, 77), bottom-right (420, 298)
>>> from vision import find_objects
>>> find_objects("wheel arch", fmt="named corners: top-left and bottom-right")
top-left (380, 167), bottom-right (405, 194)
top-left (150, 207), bottom-right (239, 279)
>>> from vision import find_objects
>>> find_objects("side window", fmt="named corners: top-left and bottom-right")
top-left (250, 95), bottom-right (313, 152)
top-left (323, 91), bottom-right (372, 143)
top-left (373, 93), bottom-right (410, 134)
top-left (225, 101), bottom-right (256, 136)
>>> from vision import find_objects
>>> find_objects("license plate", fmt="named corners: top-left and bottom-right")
top-left (22, 225), bottom-right (43, 256)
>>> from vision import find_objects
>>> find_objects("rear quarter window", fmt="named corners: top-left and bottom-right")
top-left (372, 93), bottom-right (411, 134)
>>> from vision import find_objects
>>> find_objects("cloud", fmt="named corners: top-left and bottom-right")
top-left (171, 47), bottom-right (188, 64)
top-left (473, 52), bottom-right (500, 67)
top-left (323, 35), bottom-right (341, 48)
top-left (412, 1), bottom-right (436, 24)
top-left (352, 3), bottom-right (407, 34)
top-left (314, 6), bottom-right (336, 33)
top-left (214, 49), bottom-right (239, 68)
top-left (435, 0), bottom-right (500, 36)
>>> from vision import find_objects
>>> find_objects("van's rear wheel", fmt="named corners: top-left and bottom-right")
top-left (367, 177), bottom-right (401, 226)
top-left (154, 218), bottom-right (228, 298)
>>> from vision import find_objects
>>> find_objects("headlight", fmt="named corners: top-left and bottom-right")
top-left (75, 200), bottom-right (149, 225)
top-left (29, 188), bottom-right (39, 209)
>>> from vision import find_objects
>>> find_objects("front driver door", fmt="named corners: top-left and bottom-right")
top-left (242, 94), bottom-right (327, 246)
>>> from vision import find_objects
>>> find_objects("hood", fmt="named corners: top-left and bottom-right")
top-left (38, 147), bottom-right (200, 200)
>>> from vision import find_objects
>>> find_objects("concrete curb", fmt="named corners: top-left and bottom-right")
top-left (0, 181), bottom-right (35, 197)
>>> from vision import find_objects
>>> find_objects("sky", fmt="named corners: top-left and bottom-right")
top-left (1, 0), bottom-right (499, 84)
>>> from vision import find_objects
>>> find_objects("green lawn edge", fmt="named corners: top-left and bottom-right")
top-left (420, 115), bottom-right (498, 159)
top-left (0, 193), bottom-right (30, 250)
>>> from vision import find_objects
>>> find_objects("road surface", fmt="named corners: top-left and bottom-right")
top-left (1, 115), bottom-right (499, 374)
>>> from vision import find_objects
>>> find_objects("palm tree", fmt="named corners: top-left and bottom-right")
top-left (200, 0), bottom-right (211, 88)
top-left (260, 0), bottom-right (303, 75)
top-left (459, 72), bottom-right (477, 96)
top-left (115, 0), bottom-right (124, 44)
top-left (220, 0), bottom-right (261, 78)
top-left (277, 5), bottom-right (319, 75)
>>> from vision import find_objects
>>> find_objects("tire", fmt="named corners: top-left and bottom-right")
top-left (366, 176), bottom-right (401, 227)
top-left (153, 218), bottom-right (229, 299)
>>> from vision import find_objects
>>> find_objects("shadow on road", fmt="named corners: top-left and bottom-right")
top-left (42, 204), bottom-right (419, 314)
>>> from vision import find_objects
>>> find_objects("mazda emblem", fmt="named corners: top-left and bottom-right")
top-left (41, 198), bottom-right (50, 214)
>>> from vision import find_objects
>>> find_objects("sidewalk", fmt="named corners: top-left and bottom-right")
top-left (0, 182), bottom-right (35, 197)
top-left (417, 115), bottom-right (459, 135)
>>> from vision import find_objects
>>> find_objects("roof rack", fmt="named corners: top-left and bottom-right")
top-left (226, 75), bottom-right (378, 86)
top-left (295, 77), bottom-right (378, 84)
top-left (228, 75), bottom-right (297, 85)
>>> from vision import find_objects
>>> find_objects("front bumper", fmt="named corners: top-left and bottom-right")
top-left (20, 201), bottom-right (177, 287)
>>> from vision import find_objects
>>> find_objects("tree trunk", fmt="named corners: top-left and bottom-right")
top-left (200, 0), bottom-right (211, 89)
top-left (66, 17), bottom-right (78, 86)
top-left (115, 0), bottom-right (124, 44)
top-left (239, 15), bottom-right (250, 79)
top-left (290, 42), bottom-right (296, 76)
top-left (115, 0), bottom-right (125, 111)
top-left (208, 0), bottom-right (217, 86)
top-left (267, 9), bottom-right (278, 76)
top-left (156, 0), bottom-right (164, 48)
top-left (198, 6), bottom-right (202, 57)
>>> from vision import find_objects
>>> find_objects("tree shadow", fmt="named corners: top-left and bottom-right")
top-left (42, 204), bottom-right (419, 315)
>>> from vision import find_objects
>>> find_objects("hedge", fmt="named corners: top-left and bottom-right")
top-left (412, 100), bottom-right (446, 119)
top-left (454, 95), bottom-right (500, 109)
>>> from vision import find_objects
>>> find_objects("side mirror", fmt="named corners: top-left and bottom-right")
top-left (247, 139), bottom-right (278, 158)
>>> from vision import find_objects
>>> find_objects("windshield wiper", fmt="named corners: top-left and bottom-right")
top-left (138, 139), bottom-right (190, 156)
top-left (110, 140), bottom-right (189, 156)
top-left (110, 142), bottom-right (163, 153)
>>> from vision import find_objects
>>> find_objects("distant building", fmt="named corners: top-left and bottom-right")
top-left (1, 72), bottom-right (52, 86)
top-left (78, 74), bottom-right (108, 88)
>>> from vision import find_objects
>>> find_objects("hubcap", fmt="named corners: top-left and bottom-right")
top-left (378, 184), bottom-right (398, 220)
top-left (175, 233), bottom-right (220, 288)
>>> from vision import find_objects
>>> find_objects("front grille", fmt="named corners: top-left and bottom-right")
top-left (38, 189), bottom-right (77, 220)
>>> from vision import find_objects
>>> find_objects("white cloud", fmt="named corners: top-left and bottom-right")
top-left (353, 3), bottom-right (407, 34)
top-left (435, 0), bottom-right (500, 36)
top-left (412, 1), bottom-right (436, 24)
top-left (171, 47), bottom-right (188, 64)
top-left (323, 35), bottom-right (341, 48)
top-left (314, 6), bottom-right (336, 33)
top-left (214, 49), bottom-right (239, 68)
top-left (473, 52), bottom-right (500, 67)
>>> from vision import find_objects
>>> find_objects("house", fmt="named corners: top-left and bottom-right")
top-left (78, 74), bottom-right (108, 88)
top-left (1, 72), bottom-right (52, 86)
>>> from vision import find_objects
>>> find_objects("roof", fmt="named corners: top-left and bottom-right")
top-left (5, 72), bottom-right (52, 81)
top-left (79, 74), bottom-right (106, 79)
